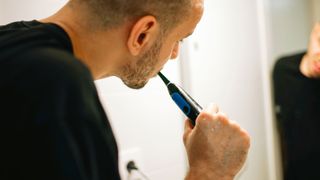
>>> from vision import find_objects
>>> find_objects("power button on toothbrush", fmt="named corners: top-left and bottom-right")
top-left (171, 92), bottom-right (191, 115)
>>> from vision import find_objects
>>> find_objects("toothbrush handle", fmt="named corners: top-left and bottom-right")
top-left (167, 83), bottom-right (202, 125)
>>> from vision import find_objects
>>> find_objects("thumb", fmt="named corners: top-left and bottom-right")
top-left (204, 103), bottom-right (219, 114)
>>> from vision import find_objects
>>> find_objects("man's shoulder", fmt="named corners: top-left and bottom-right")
top-left (17, 47), bottom-right (91, 82)
top-left (5, 47), bottom-right (94, 93)
top-left (274, 51), bottom-right (306, 74)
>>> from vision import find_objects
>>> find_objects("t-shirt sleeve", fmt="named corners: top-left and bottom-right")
top-left (1, 48), bottom-right (120, 180)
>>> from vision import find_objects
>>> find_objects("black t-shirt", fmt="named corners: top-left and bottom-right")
top-left (273, 53), bottom-right (320, 180)
top-left (0, 20), bottom-right (120, 180)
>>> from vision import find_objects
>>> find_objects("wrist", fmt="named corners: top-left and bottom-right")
top-left (185, 167), bottom-right (234, 180)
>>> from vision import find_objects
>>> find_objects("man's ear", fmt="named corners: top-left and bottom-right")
top-left (127, 16), bottom-right (159, 56)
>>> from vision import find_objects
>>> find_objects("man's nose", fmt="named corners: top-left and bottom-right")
top-left (170, 43), bottom-right (180, 60)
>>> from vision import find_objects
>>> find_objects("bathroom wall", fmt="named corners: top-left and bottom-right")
top-left (312, 0), bottom-right (320, 23)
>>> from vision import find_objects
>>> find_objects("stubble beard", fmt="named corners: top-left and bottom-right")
top-left (120, 37), bottom-right (163, 89)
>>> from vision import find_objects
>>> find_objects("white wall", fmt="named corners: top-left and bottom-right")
top-left (0, 0), bottom-right (67, 23)
top-left (268, 0), bottom-right (313, 63)
top-left (0, 5), bottom-right (3, 23)
top-left (312, 0), bottom-right (320, 23)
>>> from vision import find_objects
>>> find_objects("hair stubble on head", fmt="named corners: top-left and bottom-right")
top-left (72, 0), bottom-right (192, 33)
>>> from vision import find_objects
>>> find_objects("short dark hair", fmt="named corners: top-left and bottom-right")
top-left (73, 0), bottom-right (192, 33)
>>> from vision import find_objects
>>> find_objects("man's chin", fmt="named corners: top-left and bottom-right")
top-left (123, 79), bottom-right (149, 89)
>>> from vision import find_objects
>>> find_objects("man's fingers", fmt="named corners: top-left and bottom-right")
top-left (183, 119), bottom-right (193, 145)
top-left (184, 119), bottom-right (193, 132)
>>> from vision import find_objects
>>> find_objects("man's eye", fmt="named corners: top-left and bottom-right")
top-left (179, 39), bottom-right (184, 43)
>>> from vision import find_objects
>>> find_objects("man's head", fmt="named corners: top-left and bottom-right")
top-left (68, 0), bottom-right (204, 88)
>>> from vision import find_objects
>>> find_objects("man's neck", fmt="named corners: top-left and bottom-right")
top-left (40, 2), bottom-right (128, 80)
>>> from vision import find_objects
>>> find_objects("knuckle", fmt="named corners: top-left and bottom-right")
top-left (215, 113), bottom-right (229, 125)
top-left (197, 112), bottom-right (212, 122)
top-left (217, 112), bottom-right (228, 118)
top-left (240, 129), bottom-right (251, 148)
top-left (229, 120), bottom-right (240, 128)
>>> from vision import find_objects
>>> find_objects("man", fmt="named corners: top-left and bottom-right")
top-left (273, 23), bottom-right (320, 180)
top-left (0, 0), bottom-right (250, 179)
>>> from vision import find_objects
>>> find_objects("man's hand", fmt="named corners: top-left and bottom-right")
top-left (184, 104), bottom-right (250, 180)
top-left (300, 23), bottom-right (320, 78)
